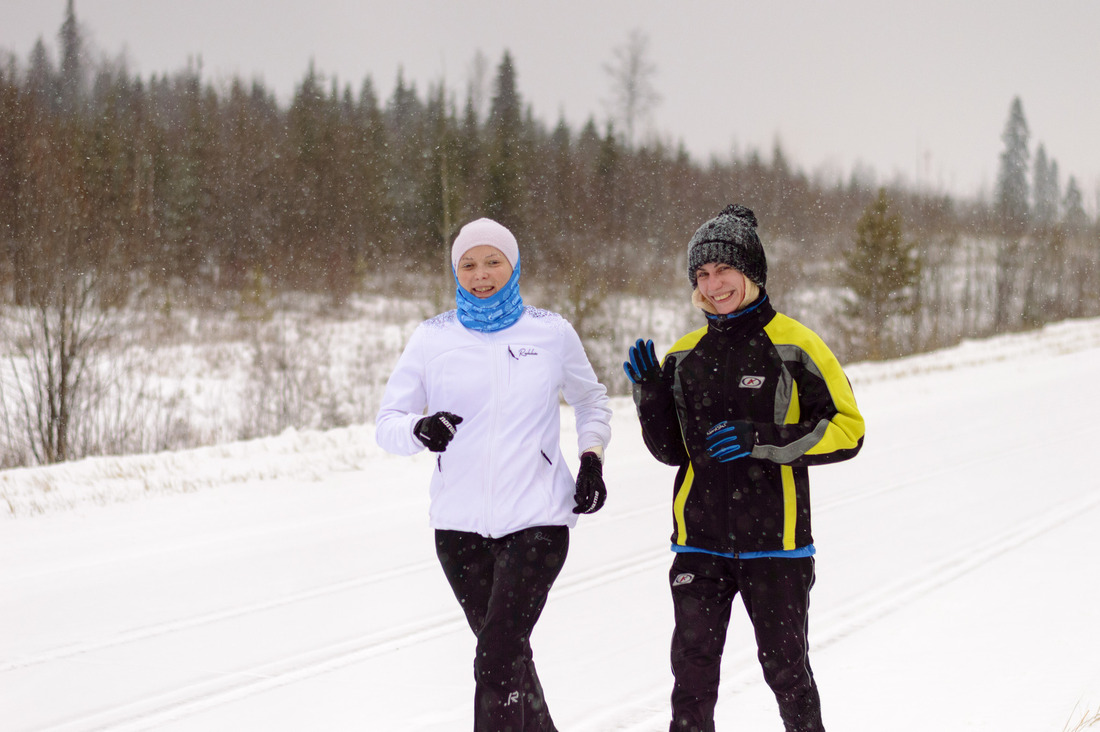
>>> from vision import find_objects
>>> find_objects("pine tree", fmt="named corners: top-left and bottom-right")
top-left (0, 59), bottom-right (27, 302)
top-left (283, 62), bottom-right (339, 289)
top-left (216, 78), bottom-right (281, 292)
top-left (1062, 176), bottom-right (1088, 234)
top-left (163, 68), bottom-right (217, 287)
top-left (548, 115), bottom-right (577, 236)
top-left (993, 97), bottom-right (1030, 329)
top-left (351, 77), bottom-right (392, 274)
top-left (58, 0), bottom-right (83, 114)
top-left (1024, 144), bottom-right (1064, 326)
top-left (384, 69), bottom-right (430, 260)
top-left (485, 51), bottom-right (525, 234)
top-left (421, 82), bottom-right (461, 261)
top-left (996, 97), bottom-right (1030, 231)
top-left (26, 39), bottom-right (58, 113)
top-left (841, 188), bottom-right (921, 360)
top-left (1032, 144), bottom-right (1060, 229)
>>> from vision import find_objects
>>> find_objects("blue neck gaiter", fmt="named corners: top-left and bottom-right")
top-left (705, 293), bottom-right (768, 325)
top-left (454, 258), bottom-right (525, 333)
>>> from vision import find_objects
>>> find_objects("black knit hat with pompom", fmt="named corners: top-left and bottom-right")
top-left (686, 204), bottom-right (767, 288)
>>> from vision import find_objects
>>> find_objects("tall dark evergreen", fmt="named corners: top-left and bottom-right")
top-left (547, 116), bottom-right (577, 237)
top-left (0, 60), bottom-right (27, 302)
top-left (284, 63), bottom-right (343, 290)
top-left (162, 69), bottom-right (217, 286)
top-left (58, 0), bottom-right (83, 114)
top-left (485, 51), bottom-right (525, 234)
top-left (1062, 176), bottom-right (1088, 234)
top-left (25, 39), bottom-right (58, 113)
top-left (993, 96), bottom-right (1030, 328)
top-left (1032, 144), bottom-right (1059, 229)
top-left (352, 77), bottom-right (392, 268)
top-left (454, 91), bottom-right (485, 227)
top-left (996, 97), bottom-right (1030, 232)
top-left (421, 83), bottom-right (462, 263)
top-left (594, 122), bottom-right (620, 239)
top-left (385, 70), bottom-right (430, 260)
top-left (216, 79), bottom-right (281, 292)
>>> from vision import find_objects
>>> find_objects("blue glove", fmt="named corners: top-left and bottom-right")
top-left (624, 339), bottom-right (663, 384)
top-left (704, 420), bottom-right (754, 462)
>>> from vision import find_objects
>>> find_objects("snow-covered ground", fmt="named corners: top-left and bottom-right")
top-left (3, 317), bottom-right (1100, 731)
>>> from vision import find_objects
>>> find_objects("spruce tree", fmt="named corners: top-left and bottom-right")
top-left (1032, 144), bottom-right (1060, 229)
top-left (485, 51), bottom-right (525, 234)
top-left (996, 97), bottom-right (1030, 231)
top-left (58, 0), bottom-right (83, 114)
top-left (841, 188), bottom-right (921, 360)
top-left (993, 97), bottom-right (1030, 329)
top-left (1062, 176), bottom-right (1088, 234)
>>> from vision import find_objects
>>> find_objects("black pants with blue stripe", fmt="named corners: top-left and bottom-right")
top-left (436, 525), bottom-right (568, 732)
top-left (669, 551), bottom-right (824, 732)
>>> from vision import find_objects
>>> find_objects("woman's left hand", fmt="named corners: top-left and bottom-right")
top-left (572, 451), bottom-right (607, 514)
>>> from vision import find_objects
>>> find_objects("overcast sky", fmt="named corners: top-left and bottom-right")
top-left (4, 0), bottom-right (1099, 209)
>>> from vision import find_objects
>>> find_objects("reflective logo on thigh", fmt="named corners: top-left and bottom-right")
top-left (672, 572), bottom-right (695, 586)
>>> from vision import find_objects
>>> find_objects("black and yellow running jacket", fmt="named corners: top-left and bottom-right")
top-left (633, 293), bottom-right (864, 555)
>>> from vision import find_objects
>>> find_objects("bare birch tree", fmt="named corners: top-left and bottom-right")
top-left (604, 29), bottom-right (661, 149)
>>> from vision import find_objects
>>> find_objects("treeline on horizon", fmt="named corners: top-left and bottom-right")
top-left (2, 5), bottom-right (1100, 468)
top-left (2, 5), bottom-right (1098, 340)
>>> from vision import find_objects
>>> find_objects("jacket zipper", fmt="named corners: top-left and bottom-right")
top-left (485, 337), bottom-right (502, 534)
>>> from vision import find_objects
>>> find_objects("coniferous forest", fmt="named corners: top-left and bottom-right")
top-left (1, 4), bottom-right (1098, 466)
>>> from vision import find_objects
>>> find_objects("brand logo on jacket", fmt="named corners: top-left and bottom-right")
top-left (507, 346), bottom-right (540, 359)
top-left (739, 375), bottom-right (765, 389)
top-left (673, 572), bottom-right (695, 586)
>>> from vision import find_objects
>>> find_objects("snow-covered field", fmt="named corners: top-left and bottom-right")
top-left (3, 317), bottom-right (1100, 731)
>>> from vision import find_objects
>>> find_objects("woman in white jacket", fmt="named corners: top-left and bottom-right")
top-left (375, 217), bottom-right (612, 732)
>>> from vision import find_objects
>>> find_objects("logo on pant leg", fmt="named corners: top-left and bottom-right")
top-left (672, 572), bottom-right (695, 586)
top-left (504, 691), bottom-right (520, 706)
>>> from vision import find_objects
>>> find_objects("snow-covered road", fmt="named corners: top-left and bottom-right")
top-left (4, 319), bottom-right (1100, 731)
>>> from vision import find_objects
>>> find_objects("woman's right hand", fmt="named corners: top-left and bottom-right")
top-left (414, 411), bottom-right (464, 452)
top-left (624, 339), bottom-right (673, 386)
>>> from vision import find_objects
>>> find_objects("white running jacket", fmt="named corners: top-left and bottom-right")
top-left (375, 307), bottom-right (612, 538)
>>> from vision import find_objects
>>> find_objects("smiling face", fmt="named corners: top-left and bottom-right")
top-left (694, 262), bottom-right (747, 315)
top-left (456, 245), bottom-right (514, 298)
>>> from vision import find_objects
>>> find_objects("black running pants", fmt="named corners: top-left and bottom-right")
top-left (435, 525), bottom-right (568, 732)
top-left (668, 551), bottom-right (824, 732)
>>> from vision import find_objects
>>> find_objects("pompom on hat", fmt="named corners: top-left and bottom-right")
top-left (451, 218), bottom-right (520, 271)
top-left (686, 204), bottom-right (767, 288)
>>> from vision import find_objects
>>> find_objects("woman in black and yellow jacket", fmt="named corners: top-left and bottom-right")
top-left (626, 205), bottom-right (864, 732)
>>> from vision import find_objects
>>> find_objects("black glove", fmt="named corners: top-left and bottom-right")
top-left (414, 411), bottom-right (463, 452)
top-left (572, 451), bottom-right (606, 514)
top-left (624, 338), bottom-right (673, 385)
top-left (704, 420), bottom-right (754, 462)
